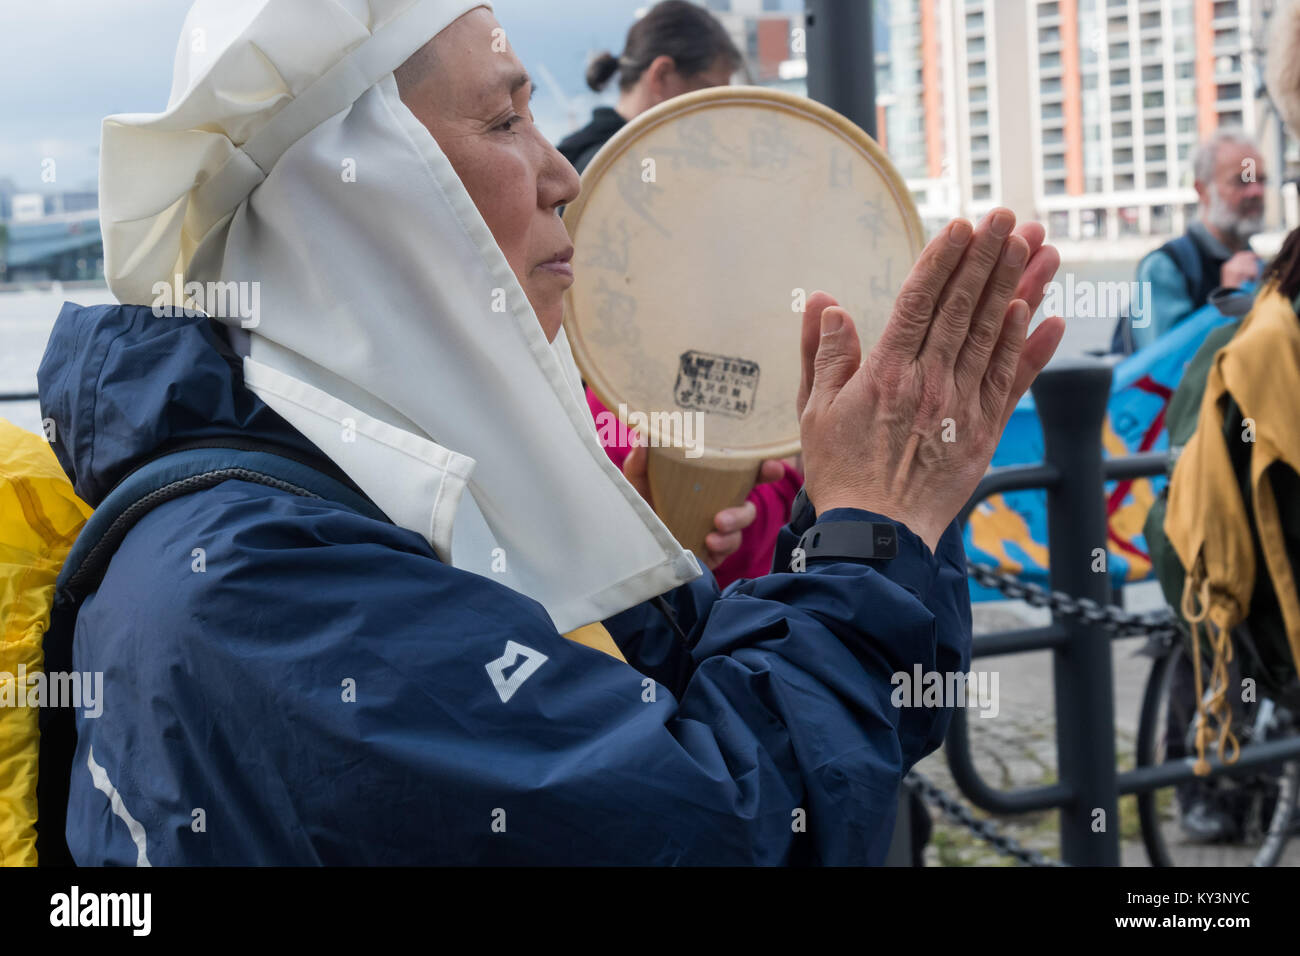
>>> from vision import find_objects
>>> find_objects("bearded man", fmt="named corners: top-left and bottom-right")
top-left (1131, 127), bottom-right (1266, 350)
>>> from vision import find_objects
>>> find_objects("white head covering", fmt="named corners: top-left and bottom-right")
top-left (99, 0), bottom-right (700, 632)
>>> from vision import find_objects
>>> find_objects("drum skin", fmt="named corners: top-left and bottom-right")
top-left (563, 86), bottom-right (924, 552)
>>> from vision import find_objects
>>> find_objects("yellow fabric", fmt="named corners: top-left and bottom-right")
top-left (0, 420), bottom-right (92, 866)
top-left (1165, 283), bottom-right (1300, 774)
top-left (561, 622), bottom-right (626, 662)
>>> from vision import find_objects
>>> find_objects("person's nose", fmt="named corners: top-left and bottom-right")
top-left (539, 136), bottom-right (581, 211)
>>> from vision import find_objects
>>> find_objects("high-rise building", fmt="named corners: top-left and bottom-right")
top-left (1031, 0), bottom-right (1273, 241)
top-left (703, 0), bottom-right (1285, 239)
top-left (871, 0), bottom-right (1280, 239)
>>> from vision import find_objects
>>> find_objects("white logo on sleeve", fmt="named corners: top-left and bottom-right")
top-left (485, 641), bottom-right (548, 703)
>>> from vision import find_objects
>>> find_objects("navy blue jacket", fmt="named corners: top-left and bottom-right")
top-left (38, 302), bottom-right (971, 865)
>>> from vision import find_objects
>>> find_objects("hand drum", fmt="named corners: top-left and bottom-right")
top-left (562, 86), bottom-right (924, 557)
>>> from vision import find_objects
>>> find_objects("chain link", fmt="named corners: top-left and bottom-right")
top-left (903, 564), bottom-right (1181, 865)
top-left (967, 560), bottom-right (1181, 640)
top-left (905, 769), bottom-right (1065, 867)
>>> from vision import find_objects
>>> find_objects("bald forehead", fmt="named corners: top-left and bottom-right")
top-left (1213, 141), bottom-right (1260, 178)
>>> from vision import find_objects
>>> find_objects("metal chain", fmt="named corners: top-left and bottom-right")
top-left (905, 769), bottom-right (1066, 867)
top-left (903, 563), bottom-right (1181, 866)
top-left (967, 560), bottom-right (1181, 640)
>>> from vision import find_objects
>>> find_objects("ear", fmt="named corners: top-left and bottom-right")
top-left (644, 54), bottom-right (678, 95)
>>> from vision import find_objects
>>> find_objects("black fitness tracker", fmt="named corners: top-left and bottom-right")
top-left (793, 518), bottom-right (899, 567)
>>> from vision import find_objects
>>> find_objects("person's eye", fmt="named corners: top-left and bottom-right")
top-left (496, 113), bottom-right (524, 134)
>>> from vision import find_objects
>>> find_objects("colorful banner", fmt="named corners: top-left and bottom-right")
top-left (965, 303), bottom-right (1238, 601)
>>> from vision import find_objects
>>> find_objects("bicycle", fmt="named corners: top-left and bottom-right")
top-left (1134, 626), bottom-right (1300, 866)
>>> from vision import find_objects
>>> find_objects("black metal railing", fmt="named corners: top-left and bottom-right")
top-left (944, 358), bottom-right (1300, 865)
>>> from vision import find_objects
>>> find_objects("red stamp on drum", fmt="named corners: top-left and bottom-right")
top-left (674, 350), bottom-right (760, 418)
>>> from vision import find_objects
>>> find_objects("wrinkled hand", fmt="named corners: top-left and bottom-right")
top-left (622, 443), bottom-right (786, 568)
top-left (797, 209), bottom-right (1065, 552)
top-left (1220, 250), bottom-right (1261, 289)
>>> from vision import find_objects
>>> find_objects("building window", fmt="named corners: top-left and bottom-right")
top-left (1081, 208), bottom-right (1106, 238)
top-left (1151, 204), bottom-right (1172, 233)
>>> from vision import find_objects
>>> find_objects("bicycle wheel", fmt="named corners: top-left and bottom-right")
top-left (1135, 640), bottom-right (1300, 866)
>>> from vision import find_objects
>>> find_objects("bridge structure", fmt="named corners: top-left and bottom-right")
top-left (1, 209), bottom-right (102, 282)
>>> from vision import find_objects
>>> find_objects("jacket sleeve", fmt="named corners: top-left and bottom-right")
top-left (1134, 250), bottom-right (1197, 350)
top-left (69, 483), bottom-right (971, 866)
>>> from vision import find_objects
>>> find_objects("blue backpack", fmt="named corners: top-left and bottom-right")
top-left (36, 438), bottom-right (387, 865)
top-left (1110, 234), bottom-right (1207, 355)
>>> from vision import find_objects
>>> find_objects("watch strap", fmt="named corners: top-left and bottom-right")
top-left (795, 519), bottom-right (899, 566)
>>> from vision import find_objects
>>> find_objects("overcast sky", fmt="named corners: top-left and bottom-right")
top-left (0, 0), bottom-right (689, 191)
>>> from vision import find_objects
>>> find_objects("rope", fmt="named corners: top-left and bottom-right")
top-left (1180, 568), bottom-right (1242, 775)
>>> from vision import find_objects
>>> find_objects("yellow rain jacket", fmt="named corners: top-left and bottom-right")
top-left (0, 419), bottom-right (91, 866)
top-left (1165, 282), bottom-right (1300, 773)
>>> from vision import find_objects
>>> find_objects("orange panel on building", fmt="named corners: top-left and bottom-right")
top-left (755, 18), bottom-right (790, 83)
top-left (1060, 0), bottom-right (1084, 195)
top-left (1195, 0), bottom-right (1217, 140)
top-left (920, 0), bottom-right (942, 178)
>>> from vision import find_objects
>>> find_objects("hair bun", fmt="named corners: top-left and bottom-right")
top-left (586, 51), bottom-right (621, 92)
